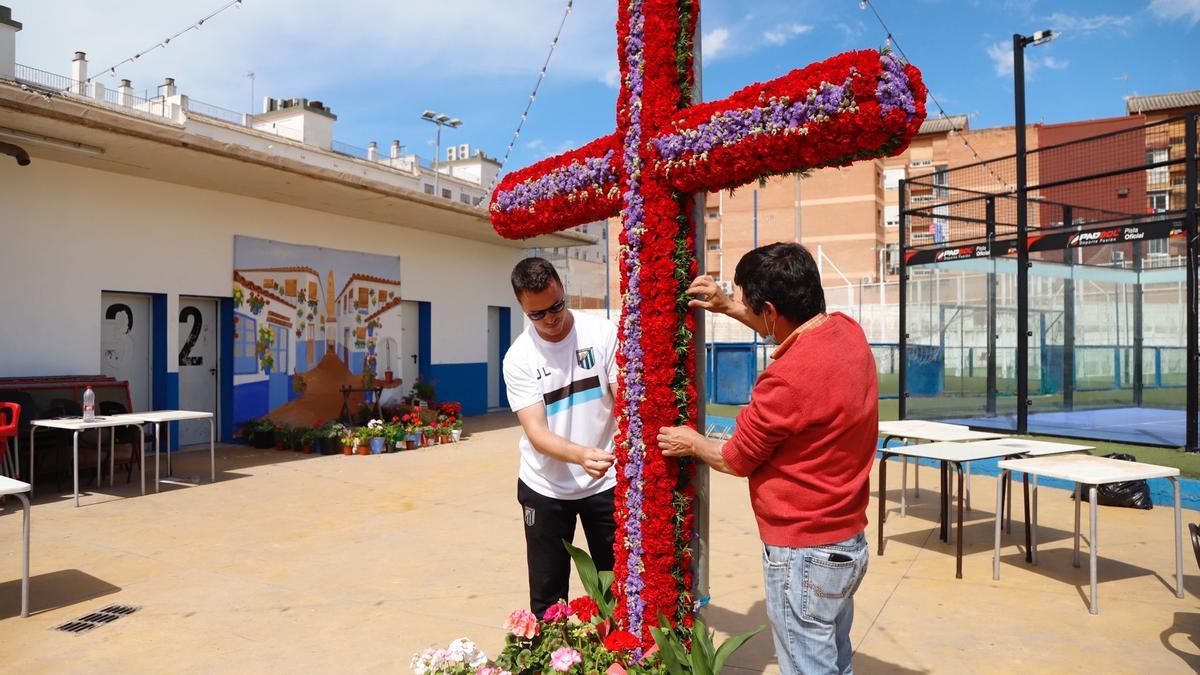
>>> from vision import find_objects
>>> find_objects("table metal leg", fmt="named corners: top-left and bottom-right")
top-left (17, 491), bottom-right (29, 617)
top-left (209, 417), bottom-right (215, 483)
top-left (1023, 473), bottom-right (1032, 563)
top-left (140, 424), bottom-right (146, 496)
top-left (95, 427), bottom-right (102, 487)
top-left (878, 452), bottom-right (889, 556)
top-left (955, 462), bottom-right (964, 579)
top-left (109, 426), bottom-right (115, 487)
top-left (13, 432), bottom-right (19, 480)
top-left (166, 422), bottom-right (172, 476)
top-left (914, 454), bottom-right (920, 498)
top-left (939, 460), bottom-right (949, 543)
top-left (155, 422), bottom-right (161, 493)
top-left (28, 427), bottom-right (35, 498)
top-left (1172, 477), bottom-right (1184, 599)
top-left (1080, 480), bottom-right (1089, 564)
top-left (72, 431), bottom-right (80, 508)
top-left (993, 469), bottom-right (1007, 581)
top-left (1089, 485), bottom-right (1099, 615)
top-left (900, 456), bottom-right (908, 518)
top-left (1006, 472), bottom-right (1014, 534)
top-left (1031, 475), bottom-right (1039, 565)
top-left (965, 461), bottom-right (972, 512)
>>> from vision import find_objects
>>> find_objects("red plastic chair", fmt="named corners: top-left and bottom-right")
top-left (0, 402), bottom-right (19, 480)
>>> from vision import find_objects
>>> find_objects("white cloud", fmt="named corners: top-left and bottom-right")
top-left (986, 40), bottom-right (1068, 77)
top-left (7, 0), bottom-right (620, 111)
top-left (1043, 12), bottom-right (1133, 33)
top-left (762, 23), bottom-right (812, 46)
top-left (525, 139), bottom-right (545, 151)
top-left (703, 27), bottom-right (731, 61)
top-left (1148, 0), bottom-right (1200, 27)
top-left (603, 68), bottom-right (621, 90)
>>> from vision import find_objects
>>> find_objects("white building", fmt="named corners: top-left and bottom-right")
top-left (0, 7), bottom-right (594, 444)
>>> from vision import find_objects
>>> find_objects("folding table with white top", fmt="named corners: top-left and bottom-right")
top-left (1, 475), bottom-right (31, 617)
top-left (994, 454), bottom-right (1183, 614)
top-left (29, 415), bottom-right (148, 507)
top-left (877, 420), bottom-right (1007, 515)
top-left (131, 410), bottom-right (216, 493)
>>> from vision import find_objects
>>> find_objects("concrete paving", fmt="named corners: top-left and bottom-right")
top-left (1, 413), bottom-right (1198, 673)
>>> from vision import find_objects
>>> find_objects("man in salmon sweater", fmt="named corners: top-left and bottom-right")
top-left (658, 242), bottom-right (878, 675)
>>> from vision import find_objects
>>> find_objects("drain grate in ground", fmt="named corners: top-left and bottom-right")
top-left (54, 604), bottom-right (141, 634)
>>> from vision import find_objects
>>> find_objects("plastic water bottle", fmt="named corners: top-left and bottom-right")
top-left (82, 386), bottom-right (96, 422)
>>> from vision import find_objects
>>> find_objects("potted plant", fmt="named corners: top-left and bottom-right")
top-left (240, 418), bottom-right (277, 449)
top-left (421, 422), bottom-right (438, 447)
top-left (301, 427), bottom-right (316, 454)
top-left (439, 402), bottom-right (463, 442)
top-left (363, 419), bottom-right (387, 454)
top-left (413, 378), bottom-right (437, 407)
top-left (273, 423), bottom-right (289, 451)
top-left (449, 416), bottom-right (463, 442)
top-left (353, 427), bottom-right (372, 455)
top-left (318, 421), bottom-right (343, 455)
top-left (399, 413), bottom-right (421, 449)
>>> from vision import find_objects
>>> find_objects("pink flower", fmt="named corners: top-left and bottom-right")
top-left (542, 601), bottom-right (573, 622)
top-left (503, 609), bottom-right (539, 639)
top-left (550, 647), bottom-right (582, 672)
top-left (476, 667), bottom-right (510, 675)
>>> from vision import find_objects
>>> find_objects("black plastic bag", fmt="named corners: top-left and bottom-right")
top-left (1071, 453), bottom-right (1153, 510)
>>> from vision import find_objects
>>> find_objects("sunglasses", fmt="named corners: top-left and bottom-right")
top-left (526, 298), bottom-right (567, 321)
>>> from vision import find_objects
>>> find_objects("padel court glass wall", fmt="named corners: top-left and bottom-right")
top-left (900, 114), bottom-right (1198, 450)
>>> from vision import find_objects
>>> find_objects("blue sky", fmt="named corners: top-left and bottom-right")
top-left (10, 0), bottom-right (1199, 178)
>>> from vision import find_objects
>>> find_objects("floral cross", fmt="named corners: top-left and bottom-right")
top-left (489, 0), bottom-right (926, 644)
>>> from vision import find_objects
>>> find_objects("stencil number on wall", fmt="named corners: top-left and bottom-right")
top-left (179, 307), bottom-right (204, 366)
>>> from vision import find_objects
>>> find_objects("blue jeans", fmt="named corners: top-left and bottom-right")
top-left (762, 532), bottom-right (869, 675)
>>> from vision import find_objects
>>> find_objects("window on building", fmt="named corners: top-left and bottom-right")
top-left (460, 193), bottom-right (472, 204)
top-left (883, 167), bottom-right (906, 190)
top-left (442, 188), bottom-right (452, 199)
top-left (706, 208), bottom-right (720, 219)
top-left (270, 322), bottom-right (288, 373)
top-left (885, 243), bottom-right (900, 276)
top-left (284, 279), bottom-right (297, 296)
top-left (1147, 148), bottom-right (1169, 185)
top-left (706, 240), bottom-right (721, 251)
top-left (234, 314), bottom-right (257, 374)
top-left (1149, 190), bottom-right (1170, 213)
top-left (358, 287), bottom-right (368, 307)
top-left (1147, 237), bottom-right (1170, 256)
top-left (308, 281), bottom-right (317, 300)
top-left (884, 205), bottom-right (900, 229)
top-left (424, 184), bottom-right (435, 195)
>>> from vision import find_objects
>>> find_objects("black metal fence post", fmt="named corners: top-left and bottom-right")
top-left (1186, 112), bottom-right (1198, 452)
top-left (899, 178), bottom-right (908, 420)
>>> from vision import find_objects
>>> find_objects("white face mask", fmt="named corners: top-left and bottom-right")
top-left (760, 313), bottom-right (779, 347)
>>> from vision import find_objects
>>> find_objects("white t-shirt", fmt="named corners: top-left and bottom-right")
top-left (503, 311), bottom-right (619, 500)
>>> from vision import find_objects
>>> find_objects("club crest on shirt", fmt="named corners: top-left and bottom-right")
top-left (576, 347), bottom-right (595, 370)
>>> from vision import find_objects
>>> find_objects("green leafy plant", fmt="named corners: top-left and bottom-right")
top-left (649, 614), bottom-right (764, 675)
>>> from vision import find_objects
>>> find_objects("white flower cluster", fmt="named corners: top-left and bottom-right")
top-left (367, 419), bottom-right (384, 429)
top-left (410, 638), bottom-right (489, 675)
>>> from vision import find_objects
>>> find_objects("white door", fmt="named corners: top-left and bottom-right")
top-left (400, 301), bottom-right (419, 395)
top-left (100, 293), bottom-right (151, 413)
top-left (487, 306), bottom-right (501, 409)
top-left (178, 297), bottom-right (218, 446)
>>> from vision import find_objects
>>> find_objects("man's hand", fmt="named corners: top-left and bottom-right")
top-left (687, 275), bottom-right (733, 315)
top-left (657, 425), bottom-right (703, 458)
top-left (577, 447), bottom-right (616, 479)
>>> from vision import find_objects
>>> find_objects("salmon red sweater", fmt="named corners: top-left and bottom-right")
top-left (721, 312), bottom-right (878, 547)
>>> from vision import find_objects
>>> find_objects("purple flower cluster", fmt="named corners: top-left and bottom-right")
top-left (617, 0), bottom-right (648, 641)
top-left (650, 77), bottom-right (855, 165)
top-left (875, 53), bottom-right (917, 120)
top-left (492, 151), bottom-right (617, 213)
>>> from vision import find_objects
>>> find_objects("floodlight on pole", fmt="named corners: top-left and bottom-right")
top-left (419, 109), bottom-right (464, 199)
top-left (1012, 27), bottom-right (1059, 434)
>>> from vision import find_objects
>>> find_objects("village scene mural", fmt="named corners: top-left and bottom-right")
top-left (232, 235), bottom-right (407, 432)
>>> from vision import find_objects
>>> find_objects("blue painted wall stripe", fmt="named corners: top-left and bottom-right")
top-left (418, 301), bottom-right (432, 384)
top-left (220, 297), bottom-right (235, 442)
top-left (499, 306), bottom-right (511, 409)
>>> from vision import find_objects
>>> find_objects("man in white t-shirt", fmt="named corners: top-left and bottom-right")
top-left (503, 257), bottom-right (619, 618)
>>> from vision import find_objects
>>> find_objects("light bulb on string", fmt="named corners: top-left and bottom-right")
top-left (860, 0), bottom-right (868, 9)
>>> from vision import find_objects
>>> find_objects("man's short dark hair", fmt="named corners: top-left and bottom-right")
top-left (733, 243), bottom-right (825, 324)
top-left (511, 257), bottom-right (562, 297)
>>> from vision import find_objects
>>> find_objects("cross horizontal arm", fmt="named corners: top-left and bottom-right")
top-left (490, 132), bottom-right (623, 239)
top-left (650, 50), bottom-right (926, 194)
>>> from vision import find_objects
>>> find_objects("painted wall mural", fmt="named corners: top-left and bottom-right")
top-left (232, 235), bottom-right (404, 429)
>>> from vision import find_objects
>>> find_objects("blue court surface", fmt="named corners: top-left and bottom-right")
top-left (944, 407), bottom-right (1188, 448)
top-left (705, 413), bottom-right (1200, 511)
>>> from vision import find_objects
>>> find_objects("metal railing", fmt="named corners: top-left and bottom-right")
top-left (331, 140), bottom-right (371, 160)
top-left (13, 63), bottom-right (83, 93)
top-left (184, 98), bottom-right (244, 126)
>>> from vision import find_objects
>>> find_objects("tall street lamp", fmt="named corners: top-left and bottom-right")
top-left (420, 110), bottom-right (462, 198)
top-left (1013, 28), bottom-right (1058, 434)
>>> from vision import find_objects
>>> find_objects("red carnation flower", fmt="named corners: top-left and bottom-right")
top-left (604, 630), bottom-right (640, 653)
top-left (569, 596), bottom-right (599, 622)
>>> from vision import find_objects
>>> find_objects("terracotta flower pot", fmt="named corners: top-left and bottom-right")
top-left (356, 443), bottom-right (370, 456)
top-left (441, 434), bottom-right (452, 444)
top-left (342, 444), bottom-right (353, 455)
